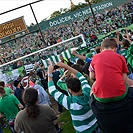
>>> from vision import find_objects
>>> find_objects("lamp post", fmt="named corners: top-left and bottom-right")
top-left (30, 4), bottom-right (46, 45)
top-left (85, 0), bottom-right (100, 33)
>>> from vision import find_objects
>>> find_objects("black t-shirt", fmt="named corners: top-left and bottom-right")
top-left (83, 62), bottom-right (90, 75)
top-left (37, 69), bottom-right (45, 79)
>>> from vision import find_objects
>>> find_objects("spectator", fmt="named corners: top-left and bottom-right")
top-left (36, 64), bottom-right (48, 90)
top-left (89, 38), bottom-right (133, 133)
top-left (126, 36), bottom-right (133, 80)
top-left (57, 70), bottom-right (71, 96)
top-left (94, 46), bottom-right (101, 54)
top-left (72, 50), bottom-right (92, 64)
top-left (0, 81), bottom-right (13, 130)
top-left (0, 81), bottom-right (13, 95)
top-left (76, 58), bottom-right (85, 66)
top-left (14, 88), bottom-right (61, 133)
top-left (29, 76), bottom-right (51, 106)
top-left (90, 33), bottom-right (98, 42)
top-left (72, 50), bottom-right (92, 76)
top-left (48, 62), bottom-right (98, 133)
top-left (86, 49), bottom-right (93, 59)
top-left (1, 2), bottom-right (133, 74)
top-left (13, 79), bottom-right (25, 106)
top-left (72, 64), bottom-right (94, 86)
top-left (52, 68), bottom-right (68, 114)
top-left (0, 86), bottom-right (23, 133)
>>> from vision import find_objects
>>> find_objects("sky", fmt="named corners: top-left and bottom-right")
top-left (0, 0), bottom-right (86, 26)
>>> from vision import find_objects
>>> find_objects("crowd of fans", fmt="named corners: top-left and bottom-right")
top-left (0, 27), bottom-right (133, 132)
top-left (0, 3), bottom-right (133, 133)
top-left (0, 2), bottom-right (133, 73)
top-left (0, 2), bottom-right (133, 133)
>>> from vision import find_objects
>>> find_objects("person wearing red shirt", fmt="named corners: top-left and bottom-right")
top-left (89, 38), bottom-right (133, 133)
top-left (90, 44), bottom-right (128, 101)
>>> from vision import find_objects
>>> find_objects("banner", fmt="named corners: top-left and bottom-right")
top-left (12, 69), bottom-right (19, 78)
top-left (28, 0), bottom-right (131, 31)
top-left (42, 49), bottom-right (72, 68)
top-left (0, 66), bottom-right (25, 83)
top-left (24, 64), bottom-right (34, 74)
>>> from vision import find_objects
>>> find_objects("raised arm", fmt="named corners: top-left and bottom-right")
top-left (123, 35), bottom-right (132, 44)
top-left (56, 62), bottom-right (78, 76)
top-left (47, 65), bottom-right (69, 110)
top-left (72, 50), bottom-right (92, 63)
top-left (115, 31), bottom-right (122, 45)
top-left (72, 50), bottom-right (86, 60)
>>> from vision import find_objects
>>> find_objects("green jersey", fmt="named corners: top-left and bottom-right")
top-left (48, 72), bottom-right (97, 133)
top-left (4, 87), bottom-right (13, 95)
top-left (0, 94), bottom-right (20, 120)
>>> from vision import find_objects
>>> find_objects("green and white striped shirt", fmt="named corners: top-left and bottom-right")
top-left (48, 72), bottom-right (97, 133)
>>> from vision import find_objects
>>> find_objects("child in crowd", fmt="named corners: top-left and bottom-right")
top-left (89, 38), bottom-right (133, 133)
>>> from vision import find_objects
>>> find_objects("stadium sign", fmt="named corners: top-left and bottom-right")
top-left (36, 0), bottom-right (131, 31)
top-left (49, 2), bottom-right (113, 27)
top-left (0, 16), bottom-right (28, 39)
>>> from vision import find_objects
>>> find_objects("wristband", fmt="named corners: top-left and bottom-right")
top-left (48, 73), bottom-right (53, 78)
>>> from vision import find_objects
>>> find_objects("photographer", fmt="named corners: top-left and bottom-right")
top-left (36, 64), bottom-right (48, 90)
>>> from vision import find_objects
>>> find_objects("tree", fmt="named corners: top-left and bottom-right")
top-left (30, 23), bottom-right (34, 26)
top-left (88, 0), bottom-right (105, 4)
top-left (78, 2), bottom-right (88, 8)
top-left (49, 0), bottom-right (104, 19)
top-left (50, 11), bottom-right (61, 19)
top-left (49, 2), bottom-right (89, 18)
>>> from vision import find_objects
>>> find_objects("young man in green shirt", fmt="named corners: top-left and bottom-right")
top-left (0, 86), bottom-right (23, 133)
top-left (48, 62), bottom-right (97, 133)
top-left (0, 81), bottom-right (13, 96)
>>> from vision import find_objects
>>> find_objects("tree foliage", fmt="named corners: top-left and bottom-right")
top-left (50, 11), bottom-right (62, 19)
top-left (50, 0), bottom-right (104, 19)
top-left (50, 2), bottom-right (88, 19)
top-left (85, 0), bottom-right (105, 4)
top-left (89, 0), bottom-right (105, 4)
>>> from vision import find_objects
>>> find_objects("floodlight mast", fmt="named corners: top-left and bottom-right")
top-left (0, 0), bottom-right (44, 16)
top-left (30, 4), bottom-right (46, 44)
top-left (85, 0), bottom-right (100, 33)
top-left (0, 0), bottom-right (46, 45)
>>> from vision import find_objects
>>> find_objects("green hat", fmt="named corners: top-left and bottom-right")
top-left (86, 53), bottom-right (93, 58)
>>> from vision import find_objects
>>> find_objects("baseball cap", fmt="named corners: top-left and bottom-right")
top-left (13, 80), bottom-right (21, 88)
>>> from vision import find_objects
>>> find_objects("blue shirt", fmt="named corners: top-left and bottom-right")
top-left (33, 84), bottom-right (51, 105)
top-left (85, 57), bottom-right (92, 63)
